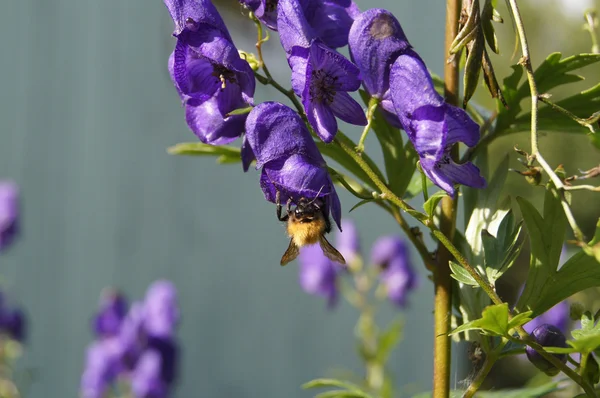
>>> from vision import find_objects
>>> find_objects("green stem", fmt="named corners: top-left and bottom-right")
top-left (585, 10), bottom-right (599, 54)
top-left (463, 339), bottom-right (509, 398)
top-left (538, 96), bottom-right (598, 133)
top-left (356, 97), bottom-right (379, 153)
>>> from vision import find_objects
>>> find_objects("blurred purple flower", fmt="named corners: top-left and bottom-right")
top-left (245, 102), bottom-right (342, 230)
top-left (93, 289), bottom-right (128, 338)
top-left (131, 350), bottom-right (168, 398)
top-left (348, 8), bottom-right (410, 127)
top-left (277, 0), bottom-right (360, 53)
top-left (239, 0), bottom-right (278, 30)
top-left (390, 51), bottom-right (486, 196)
top-left (164, 0), bottom-right (255, 145)
top-left (299, 244), bottom-right (340, 307)
top-left (80, 340), bottom-right (123, 398)
top-left (371, 236), bottom-right (417, 307)
top-left (2, 309), bottom-right (26, 342)
top-left (0, 181), bottom-right (19, 252)
top-left (287, 41), bottom-right (366, 143)
top-left (144, 280), bottom-right (180, 339)
top-left (524, 301), bottom-right (569, 335)
top-left (336, 219), bottom-right (359, 264)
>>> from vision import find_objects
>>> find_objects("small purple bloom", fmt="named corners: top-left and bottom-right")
top-left (240, 0), bottom-right (278, 30)
top-left (245, 102), bottom-right (342, 230)
top-left (118, 302), bottom-right (147, 369)
top-left (348, 9), bottom-right (411, 127)
top-left (0, 181), bottom-right (19, 252)
top-left (277, 0), bottom-right (360, 53)
top-left (80, 340), bottom-right (123, 398)
top-left (371, 236), bottom-right (417, 307)
top-left (164, 0), bottom-right (255, 145)
top-left (93, 289), bottom-right (128, 338)
top-left (131, 350), bottom-right (168, 398)
top-left (524, 301), bottom-right (570, 335)
top-left (299, 244), bottom-right (339, 307)
top-left (2, 309), bottom-right (26, 342)
top-left (287, 41), bottom-right (366, 142)
top-left (336, 219), bottom-right (359, 264)
top-left (525, 324), bottom-right (568, 376)
top-left (390, 51), bottom-right (486, 196)
top-left (144, 280), bottom-right (180, 339)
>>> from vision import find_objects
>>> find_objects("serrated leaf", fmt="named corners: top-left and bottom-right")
top-left (484, 210), bottom-right (524, 284)
top-left (450, 303), bottom-right (509, 337)
top-left (515, 191), bottom-right (567, 315)
top-left (533, 53), bottom-right (600, 94)
top-left (450, 261), bottom-right (479, 286)
top-left (423, 191), bottom-right (448, 217)
top-left (376, 320), bottom-right (403, 364)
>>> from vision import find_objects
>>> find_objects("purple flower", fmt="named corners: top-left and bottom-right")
top-left (525, 324), bottom-right (568, 376)
top-left (239, 0), bottom-right (278, 30)
top-left (0, 181), bottom-right (19, 252)
top-left (336, 219), bottom-right (359, 264)
top-left (390, 50), bottom-right (486, 196)
top-left (287, 41), bottom-right (366, 142)
top-left (164, 0), bottom-right (255, 145)
top-left (299, 244), bottom-right (339, 307)
top-left (2, 309), bottom-right (26, 342)
top-left (93, 289), bottom-right (128, 338)
top-left (277, 0), bottom-right (360, 53)
top-left (348, 8), bottom-right (411, 127)
top-left (371, 236), bottom-right (417, 307)
top-left (245, 102), bottom-right (342, 230)
top-left (144, 280), bottom-right (180, 339)
top-left (524, 301), bottom-right (570, 335)
top-left (80, 340), bottom-right (123, 398)
top-left (131, 350), bottom-right (168, 398)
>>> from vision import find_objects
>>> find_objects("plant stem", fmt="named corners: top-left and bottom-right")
top-left (433, 0), bottom-right (461, 396)
top-left (463, 339), bottom-right (509, 398)
top-left (506, 0), bottom-right (586, 242)
top-left (356, 97), bottom-right (379, 153)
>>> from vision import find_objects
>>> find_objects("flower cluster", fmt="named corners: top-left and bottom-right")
top-left (348, 9), bottom-right (485, 196)
top-left (298, 219), bottom-right (417, 308)
top-left (81, 281), bottom-right (179, 398)
top-left (164, 0), bottom-right (487, 222)
top-left (0, 181), bottom-right (19, 252)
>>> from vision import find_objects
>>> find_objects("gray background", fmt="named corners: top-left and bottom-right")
top-left (0, 0), bottom-right (598, 397)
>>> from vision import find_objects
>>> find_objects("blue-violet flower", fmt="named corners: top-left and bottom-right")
top-left (164, 0), bottom-right (255, 145)
top-left (245, 102), bottom-right (342, 230)
top-left (299, 243), bottom-right (340, 307)
top-left (371, 236), bottom-right (417, 307)
top-left (0, 181), bottom-right (19, 252)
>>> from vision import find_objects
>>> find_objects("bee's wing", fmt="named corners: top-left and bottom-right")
top-left (280, 239), bottom-right (300, 266)
top-left (319, 235), bottom-right (346, 265)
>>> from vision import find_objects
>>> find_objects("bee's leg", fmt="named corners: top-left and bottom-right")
top-left (276, 190), bottom-right (289, 222)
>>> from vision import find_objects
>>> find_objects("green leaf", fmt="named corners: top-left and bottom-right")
top-left (328, 168), bottom-right (373, 200)
top-left (376, 320), bottom-right (403, 364)
top-left (225, 106), bottom-right (253, 116)
top-left (450, 303), bottom-right (509, 337)
top-left (303, 379), bottom-right (373, 398)
top-left (570, 312), bottom-right (600, 353)
top-left (349, 199), bottom-right (376, 213)
top-left (449, 261), bottom-right (479, 286)
top-left (533, 53), bottom-right (600, 94)
top-left (481, 0), bottom-right (499, 54)
top-left (515, 191), bottom-right (567, 316)
top-left (483, 210), bottom-right (524, 284)
top-left (315, 391), bottom-right (371, 398)
top-left (414, 382), bottom-right (561, 398)
top-left (507, 310), bottom-right (533, 330)
top-left (423, 191), bottom-right (448, 218)
top-left (583, 353), bottom-right (600, 385)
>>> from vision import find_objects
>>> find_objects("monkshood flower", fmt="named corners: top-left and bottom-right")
top-left (371, 236), bottom-right (417, 307)
top-left (277, 0), bottom-right (360, 53)
top-left (299, 244), bottom-right (340, 307)
top-left (164, 0), bottom-right (255, 145)
top-left (239, 0), bottom-right (278, 30)
top-left (245, 102), bottom-right (342, 230)
top-left (0, 181), bottom-right (19, 252)
top-left (524, 301), bottom-right (570, 335)
top-left (81, 280), bottom-right (180, 398)
top-left (287, 41), bottom-right (367, 143)
top-left (390, 50), bottom-right (486, 196)
top-left (526, 324), bottom-right (568, 376)
top-left (348, 8), bottom-right (411, 127)
top-left (0, 293), bottom-right (27, 342)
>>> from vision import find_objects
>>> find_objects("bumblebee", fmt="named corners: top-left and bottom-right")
top-left (276, 191), bottom-right (346, 266)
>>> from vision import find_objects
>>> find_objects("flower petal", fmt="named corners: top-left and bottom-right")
top-left (287, 46), bottom-right (309, 96)
top-left (329, 91), bottom-right (367, 126)
top-left (306, 101), bottom-right (337, 143)
top-left (277, 0), bottom-right (315, 53)
top-left (349, 8), bottom-right (410, 97)
top-left (185, 96), bottom-right (247, 145)
top-left (444, 104), bottom-right (480, 147)
top-left (308, 42), bottom-right (362, 91)
top-left (163, 0), bottom-right (232, 40)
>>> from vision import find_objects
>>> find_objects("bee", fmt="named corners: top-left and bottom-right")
top-left (276, 190), bottom-right (346, 266)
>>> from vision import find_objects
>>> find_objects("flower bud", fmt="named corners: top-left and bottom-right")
top-left (525, 324), bottom-right (568, 376)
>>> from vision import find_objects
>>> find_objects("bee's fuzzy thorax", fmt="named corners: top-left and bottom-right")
top-left (287, 217), bottom-right (326, 247)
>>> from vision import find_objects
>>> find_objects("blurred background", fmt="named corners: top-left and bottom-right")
top-left (0, 0), bottom-right (599, 397)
